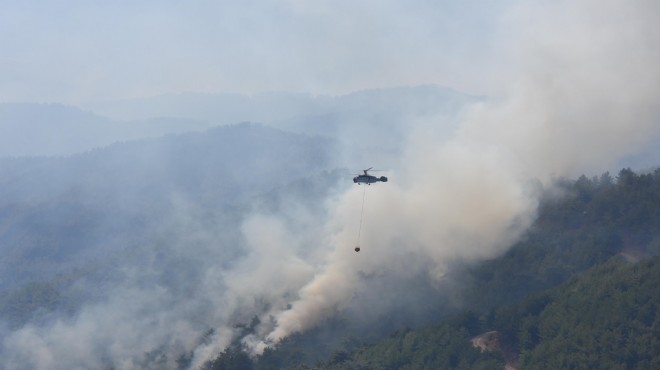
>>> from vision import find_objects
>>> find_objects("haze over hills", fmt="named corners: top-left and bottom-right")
top-left (0, 84), bottom-right (483, 369)
top-left (2, 1), bottom-right (660, 369)
top-left (0, 121), bottom-right (353, 369)
top-left (0, 86), bottom-right (475, 160)
top-left (1, 83), bottom-right (660, 370)
top-left (84, 85), bottom-right (475, 124)
top-left (0, 123), bottom-right (338, 288)
top-left (0, 103), bottom-right (212, 157)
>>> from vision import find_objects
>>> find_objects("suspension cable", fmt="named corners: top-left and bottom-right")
top-left (355, 185), bottom-right (367, 250)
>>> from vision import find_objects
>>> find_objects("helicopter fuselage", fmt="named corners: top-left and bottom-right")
top-left (353, 174), bottom-right (388, 184)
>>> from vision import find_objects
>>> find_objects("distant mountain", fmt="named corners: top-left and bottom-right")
top-left (0, 123), bottom-right (338, 290)
top-left (0, 103), bottom-right (110, 157)
top-left (0, 103), bottom-right (212, 157)
top-left (84, 85), bottom-right (478, 166)
top-left (0, 122), bottom-right (336, 204)
top-left (2, 86), bottom-right (477, 159)
top-left (84, 85), bottom-right (478, 125)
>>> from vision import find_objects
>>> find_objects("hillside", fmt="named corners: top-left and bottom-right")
top-left (206, 168), bottom-right (660, 370)
top-left (1, 143), bottom-right (659, 369)
top-left (515, 257), bottom-right (660, 369)
top-left (0, 122), bottom-right (338, 292)
top-left (460, 169), bottom-right (660, 311)
top-left (0, 86), bottom-right (483, 370)
top-left (295, 256), bottom-right (660, 370)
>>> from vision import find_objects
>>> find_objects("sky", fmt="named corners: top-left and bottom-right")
top-left (0, 0), bottom-right (514, 103)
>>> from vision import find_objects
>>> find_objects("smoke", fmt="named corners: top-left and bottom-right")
top-left (250, 120), bottom-right (541, 352)
top-left (243, 0), bottom-right (660, 353)
top-left (465, 0), bottom-right (660, 178)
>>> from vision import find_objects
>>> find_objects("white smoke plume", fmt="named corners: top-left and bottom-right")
top-left (245, 0), bottom-right (660, 353)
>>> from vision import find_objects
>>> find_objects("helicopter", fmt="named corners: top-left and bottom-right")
top-left (353, 168), bottom-right (388, 185)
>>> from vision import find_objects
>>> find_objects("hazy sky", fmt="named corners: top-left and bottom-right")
top-left (0, 0), bottom-right (514, 103)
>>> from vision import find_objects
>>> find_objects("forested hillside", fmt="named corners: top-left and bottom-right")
top-left (515, 257), bottom-right (660, 369)
top-left (0, 87), bottom-right (478, 369)
top-left (1, 119), bottom-right (658, 369)
top-left (0, 119), bottom-right (367, 369)
top-left (296, 256), bottom-right (660, 370)
top-left (206, 168), bottom-right (660, 370)
top-left (462, 168), bottom-right (660, 310)
top-left (0, 123), bottom-right (339, 325)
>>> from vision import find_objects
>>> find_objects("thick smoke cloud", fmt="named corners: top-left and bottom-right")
top-left (1, 1), bottom-right (659, 369)
top-left (244, 0), bottom-right (660, 354)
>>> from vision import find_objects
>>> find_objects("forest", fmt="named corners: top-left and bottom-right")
top-left (204, 168), bottom-right (660, 370)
